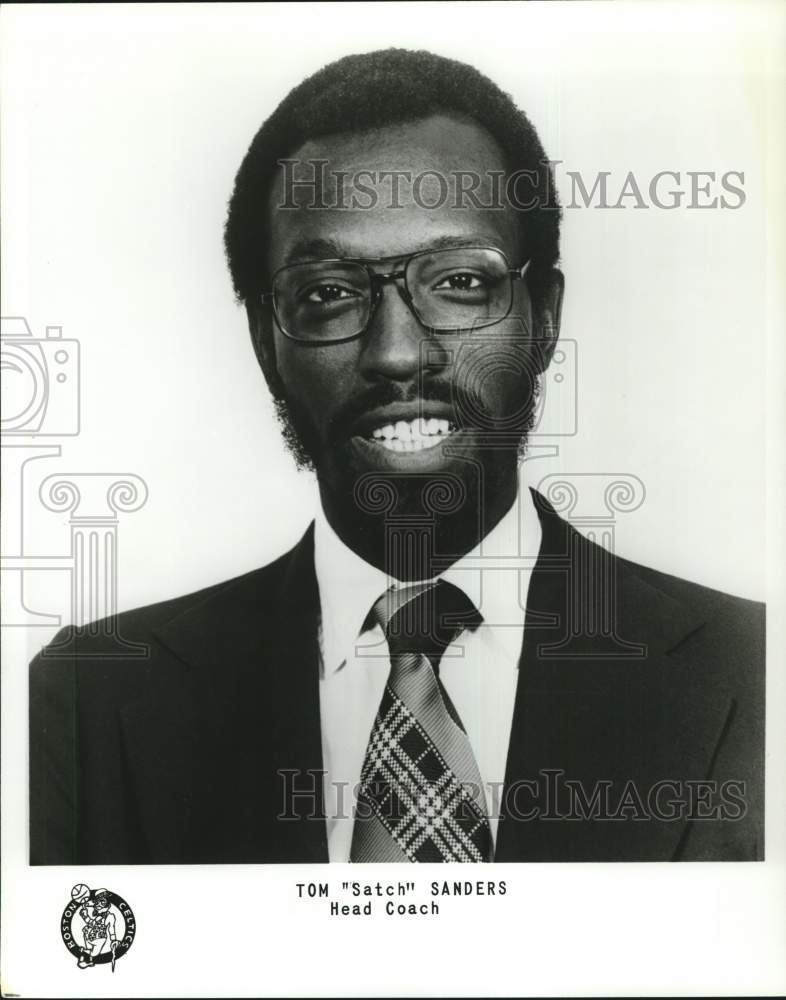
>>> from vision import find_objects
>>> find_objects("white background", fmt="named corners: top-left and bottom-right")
top-left (2, 2), bottom-right (785, 997)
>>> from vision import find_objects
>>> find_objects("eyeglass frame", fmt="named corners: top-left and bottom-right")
top-left (259, 244), bottom-right (531, 345)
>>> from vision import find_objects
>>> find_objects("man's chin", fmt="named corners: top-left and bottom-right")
top-left (320, 431), bottom-right (524, 521)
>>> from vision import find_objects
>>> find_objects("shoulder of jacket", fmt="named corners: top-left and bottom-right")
top-left (30, 532), bottom-right (307, 666)
top-left (613, 549), bottom-right (765, 626)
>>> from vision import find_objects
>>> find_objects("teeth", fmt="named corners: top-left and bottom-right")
top-left (370, 416), bottom-right (455, 451)
top-left (394, 420), bottom-right (411, 442)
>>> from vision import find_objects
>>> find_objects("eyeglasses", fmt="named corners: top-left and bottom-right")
top-left (261, 245), bottom-right (530, 344)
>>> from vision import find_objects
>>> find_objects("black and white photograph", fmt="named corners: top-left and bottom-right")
top-left (2, 2), bottom-right (784, 996)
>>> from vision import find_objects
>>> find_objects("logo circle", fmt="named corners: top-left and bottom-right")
top-left (61, 887), bottom-right (136, 966)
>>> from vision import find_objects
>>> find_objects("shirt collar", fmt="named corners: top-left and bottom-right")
top-left (313, 481), bottom-right (542, 676)
top-left (313, 507), bottom-right (390, 678)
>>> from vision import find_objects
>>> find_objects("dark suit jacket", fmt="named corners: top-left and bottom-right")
top-left (30, 493), bottom-right (765, 864)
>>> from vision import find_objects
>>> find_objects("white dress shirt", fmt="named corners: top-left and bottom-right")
top-left (314, 479), bottom-right (543, 862)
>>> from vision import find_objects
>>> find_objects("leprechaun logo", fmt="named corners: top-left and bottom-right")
top-left (61, 884), bottom-right (136, 971)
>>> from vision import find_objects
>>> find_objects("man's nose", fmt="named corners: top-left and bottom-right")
top-left (358, 285), bottom-right (437, 382)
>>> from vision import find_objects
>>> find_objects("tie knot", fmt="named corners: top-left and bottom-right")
top-left (369, 579), bottom-right (483, 666)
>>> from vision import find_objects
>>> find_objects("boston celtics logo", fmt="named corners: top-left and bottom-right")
top-left (61, 884), bottom-right (136, 971)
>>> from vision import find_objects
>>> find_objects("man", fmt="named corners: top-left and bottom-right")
top-left (74, 888), bottom-right (118, 969)
top-left (30, 48), bottom-right (764, 864)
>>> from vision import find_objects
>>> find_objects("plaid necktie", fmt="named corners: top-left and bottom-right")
top-left (350, 579), bottom-right (492, 862)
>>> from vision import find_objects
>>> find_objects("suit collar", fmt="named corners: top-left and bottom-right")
top-left (528, 488), bottom-right (705, 658)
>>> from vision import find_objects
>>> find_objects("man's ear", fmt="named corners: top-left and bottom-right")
top-left (245, 301), bottom-right (283, 398)
top-left (532, 267), bottom-right (565, 373)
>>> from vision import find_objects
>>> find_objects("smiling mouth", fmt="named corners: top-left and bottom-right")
top-left (362, 416), bottom-right (457, 452)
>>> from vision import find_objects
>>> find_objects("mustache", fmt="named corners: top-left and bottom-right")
top-left (327, 380), bottom-right (493, 444)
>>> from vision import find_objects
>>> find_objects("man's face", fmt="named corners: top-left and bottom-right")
top-left (253, 114), bottom-right (558, 532)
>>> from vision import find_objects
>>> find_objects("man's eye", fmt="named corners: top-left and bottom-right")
top-left (433, 272), bottom-right (487, 291)
top-left (305, 284), bottom-right (358, 304)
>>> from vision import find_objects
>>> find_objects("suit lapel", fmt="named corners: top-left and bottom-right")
top-left (496, 493), bottom-right (732, 862)
top-left (121, 525), bottom-right (328, 863)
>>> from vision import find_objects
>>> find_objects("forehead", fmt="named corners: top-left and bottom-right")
top-left (267, 114), bottom-right (519, 265)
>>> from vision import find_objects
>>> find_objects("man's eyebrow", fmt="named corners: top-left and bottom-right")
top-left (419, 235), bottom-right (489, 252)
top-left (284, 238), bottom-right (347, 265)
top-left (283, 234), bottom-right (498, 265)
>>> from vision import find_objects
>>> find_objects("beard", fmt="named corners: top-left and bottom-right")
top-left (272, 395), bottom-right (316, 472)
top-left (272, 374), bottom-right (543, 474)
